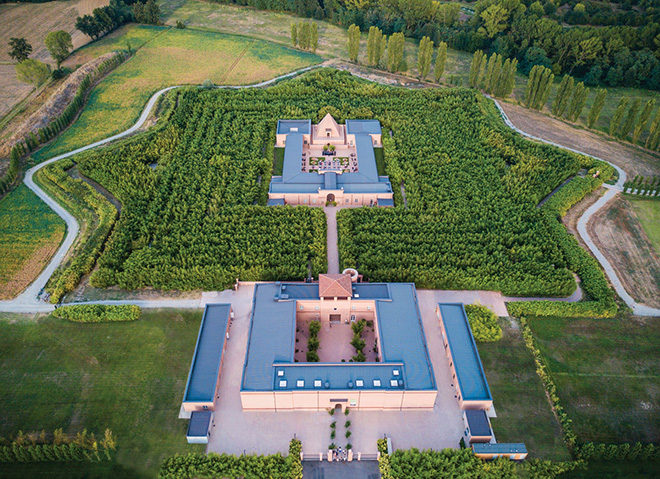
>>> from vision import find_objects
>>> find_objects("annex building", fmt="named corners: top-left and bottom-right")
top-left (267, 114), bottom-right (394, 207)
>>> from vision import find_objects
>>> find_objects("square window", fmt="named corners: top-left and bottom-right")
top-left (367, 306), bottom-right (371, 311)
top-left (278, 370), bottom-right (284, 377)
top-left (314, 380), bottom-right (322, 388)
top-left (390, 379), bottom-right (398, 387)
top-left (300, 305), bottom-right (304, 310)
top-left (279, 380), bottom-right (287, 388)
top-left (315, 306), bottom-right (320, 310)
top-left (373, 379), bottom-right (381, 387)
top-left (297, 380), bottom-right (305, 388)
top-left (393, 369), bottom-right (399, 376)
top-left (355, 379), bottom-right (364, 387)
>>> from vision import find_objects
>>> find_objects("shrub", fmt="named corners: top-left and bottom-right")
top-left (346, 443), bottom-right (352, 450)
top-left (306, 351), bottom-right (319, 362)
top-left (464, 304), bottom-right (502, 342)
top-left (309, 320), bottom-right (321, 337)
top-left (330, 430), bottom-right (336, 439)
top-left (330, 421), bottom-right (336, 429)
top-left (345, 431), bottom-right (351, 438)
top-left (344, 420), bottom-right (351, 428)
top-left (307, 337), bottom-right (320, 352)
top-left (52, 304), bottom-right (141, 323)
top-left (344, 408), bottom-right (350, 416)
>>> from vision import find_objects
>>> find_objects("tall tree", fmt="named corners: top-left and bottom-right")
top-left (468, 50), bottom-right (484, 88)
top-left (498, 58), bottom-right (517, 98)
top-left (44, 31), bottom-right (72, 69)
top-left (476, 51), bottom-right (487, 89)
top-left (8, 37), bottom-right (32, 62)
top-left (347, 24), bottom-right (360, 63)
top-left (417, 36), bottom-right (433, 80)
top-left (310, 22), bottom-right (318, 53)
top-left (632, 99), bottom-right (656, 144)
top-left (526, 65), bottom-right (553, 110)
top-left (619, 98), bottom-right (641, 140)
top-left (484, 53), bottom-right (498, 92)
top-left (367, 26), bottom-right (384, 67)
top-left (567, 82), bottom-right (588, 122)
top-left (379, 34), bottom-right (387, 69)
top-left (387, 32), bottom-right (405, 73)
top-left (552, 75), bottom-right (574, 117)
top-left (434, 41), bottom-right (447, 83)
top-left (479, 4), bottom-right (510, 39)
top-left (291, 23), bottom-right (298, 47)
top-left (15, 59), bottom-right (50, 87)
top-left (646, 108), bottom-right (660, 151)
top-left (609, 97), bottom-right (629, 137)
top-left (587, 88), bottom-right (607, 129)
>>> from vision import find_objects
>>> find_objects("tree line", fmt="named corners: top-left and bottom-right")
top-left (290, 21), bottom-right (318, 52)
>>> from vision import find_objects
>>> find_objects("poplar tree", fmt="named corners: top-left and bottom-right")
top-left (525, 64), bottom-right (540, 107)
top-left (645, 107), bottom-right (660, 150)
top-left (434, 41), bottom-right (447, 83)
top-left (609, 97), bottom-right (629, 136)
top-left (567, 82), bottom-right (588, 122)
top-left (367, 26), bottom-right (384, 67)
top-left (310, 22), bottom-right (318, 53)
top-left (379, 35), bottom-right (387, 69)
top-left (537, 68), bottom-right (554, 110)
top-left (552, 75), bottom-right (574, 117)
top-left (619, 98), bottom-right (641, 140)
top-left (347, 24), bottom-right (360, 63)
top-left (587, 88), bottom-right (607, 129)
top-left (501, 58), bottom-right (517, 98)
top-left (291, 23), bottom-right (298, 47)
top-left (489, 54), bottom-right (503, 95)
top-left (476, 52), bottom-right (487, 90)
top-left (387, 32), bottom-right (405, 73)
top-left (417, 36), bottom-right (433, 80)
top-left (526, 65), bottom-right (553, 110)
top-left (469, 50), bottom-right (484, 88)
top-left (632, 99), bottom-right (656, 144)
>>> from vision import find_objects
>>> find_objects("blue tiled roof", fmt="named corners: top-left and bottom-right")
top-left (465, 409), bottom-right (491, 437)
top-left (183, 304), bottom-right (231, 403)
top-left (324, 172), bottom-right (337, 190)
top-left (346, 119), bottom-right (382, 135)
top-left (472, 443), bottom-right (527, 454)
top-left (277, 119), bottom-right (311, 134)
top-left (437, 303), bottom-right (492, 402)
top-left (241, 282), bottom-right (436, 392)
top-left (273, 363), bottom-right (406, 391)
top-left (187, 410), bottom-right (212, 437)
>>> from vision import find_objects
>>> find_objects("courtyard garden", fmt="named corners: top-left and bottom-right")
top-left (307, 156), bottom-right (350, 173)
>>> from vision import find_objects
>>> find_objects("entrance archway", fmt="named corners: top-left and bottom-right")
top-left (326, 193), bottom-right (335, 202)
top-left (334, 403), bottom-right (343, 413)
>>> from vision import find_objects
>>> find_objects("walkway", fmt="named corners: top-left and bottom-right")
top-left (302, 460), bottom-right (380, 479)
top-left (324, 205), bottom-right (339, 274)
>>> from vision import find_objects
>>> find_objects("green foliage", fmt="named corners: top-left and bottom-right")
top-left (44, 30), bottom-right (72, 68)
top-left (310, 22), bottom-right (318, 53)
top-left (468, 50), bottom-right (485, 88)
top-left (587, 88), bottom-right (607, 129)
top-left (0, 429), bottom-right (115, 463)
top-left (526, 65), bottom-right (554, 111)
top-left (52, 304), bottom-right (141, 323)
top-left (288, 439), bottom-right (302, 479)
top-left (290, 23), bottom-right (298, 47)
top-left (619, 98), bottom-right (641, 140)
top-left (134, 0), bottom-right (160, 25)
top-left (15, 59), bottom-right (50, 87)
top-left (416, 36), bottom-right (433, 81)
top-left (306, 351), bottom-right (319, 362)
top-left (632, 99), bottom-right (656, 144)
top-left (347, 24), bottom-right (360, 62)
top-left (387, 32), bottom-right (405, 73)
top-left (646, 107), bottom-right (660, 151)
top-left (367, 26), bottom-right (385, 68)
top-left (8, 37), bottom-right (32, 62)
top-left (464, 304), bottom-right (501, 342)
top-left (576, 442), bottom-right (660, 462)
top-left (377, 439), bottom-right (392, 479)
top-left (309, 320), bottom-right (321, 337)
top-left (552, 75), bottom-right (574, 117)
top-left (609, 97), bottom-right (629, 136)
top-left (567, 82), bottom-right (588, 122)
top-left (434, 41), bottom-right (447, 83)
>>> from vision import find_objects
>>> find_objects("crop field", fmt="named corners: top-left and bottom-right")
top-left (528, 316), bottom-right (660, 444)
top-left (0, 309), bottom-right (204, 479)
top-left (0, 185), bottom-right (65, 300)
top-left (33, 27), bottom-right (322, 162)
top-left (478, 320), bottom-right (570, 461)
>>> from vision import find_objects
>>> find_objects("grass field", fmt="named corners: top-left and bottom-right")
top-left (478, 320), bottom-right (571, 461)
top-left (33, 26), bottom-right (322, 162)
top-left (528, 316), bottom-right (660, 444)
top-left (0, 309), bottom-right (204, 479)
top-left (628, 197), bottom-right (660, 255)
top-left (0, 185), bottom-right (65, 300)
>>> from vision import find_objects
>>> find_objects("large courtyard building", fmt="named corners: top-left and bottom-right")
top-left (267, 114), bottom-right (394, 207)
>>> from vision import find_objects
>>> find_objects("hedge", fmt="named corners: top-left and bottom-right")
top-left (0, 428), bottom-right (116, 463)
top-left (507, 158), bottom-right (617, 318)
top-left (0, 52), bottom-right (128, 199)
top-left (158, 439), bottom-right (302, 479)
top-left (464, 304), bottom-right (502, 342)
top-left (36, 158), bottom-right (117, 303)
top-left (52, 304), bottom-right (141, 323)
top-left (575, 442), bottom-right (660, 462)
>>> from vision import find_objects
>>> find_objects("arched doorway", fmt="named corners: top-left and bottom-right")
top-left (334, 403), bottom-right (343, 413)
top-left (326, 193), bottom-right (335, 202)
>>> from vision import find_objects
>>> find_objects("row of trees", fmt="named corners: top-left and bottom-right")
top-left (75, 0), bottom-right (158, 41)
top-left (290, 21), bottom-right (318, 52)
top-left (468, 50), bottom-right (517, 98)
top-left (0, 429), bottom-right (116, 463)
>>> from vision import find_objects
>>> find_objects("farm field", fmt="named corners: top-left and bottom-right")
top-left (528, 316), bottom-right (660, 444)
top-left (0, 184), bottom-right (65, 300)
top-left (0, 309), bottom-right (204, 479)
top-left (0, 0), bottom-right (108, 116)
top-left (589, 195), bottom-right (660, 308)
top-left (32, 27), bottom-right (322, 162)
top-left (478, 320), bottom-right (570, 461)
top-left (628, 197), bottom-right (660, 255)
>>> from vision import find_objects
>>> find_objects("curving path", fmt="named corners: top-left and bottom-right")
top-left (491, 98), bottom-right (660, 317)
top-left (2, 66), bottom-right (658, 316)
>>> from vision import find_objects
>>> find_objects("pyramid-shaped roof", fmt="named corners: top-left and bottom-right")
top-left (318, 273), bottom-right (353, 298)
top-left (317, 113), bottom-right (341, 137)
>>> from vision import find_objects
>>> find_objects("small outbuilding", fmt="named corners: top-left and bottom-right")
top-left (472, 443), bottom-right (528, 461)
top-left (186, 410), bottom-right (213, 444)
top-left (463, 409), bottom-right (493, 444)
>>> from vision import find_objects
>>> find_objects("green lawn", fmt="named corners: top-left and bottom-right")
top-left (564, 461), bottom-right (660, 479)
top-left (528, 316), bottom-right (660, 444)
top-left (0, 184), bottom-right (65, 299)
top-left (478, 320), bottom-right (571, 461)
top-left (33, 27), bottom-right (321, 162)
top-left (273, 147), bottom-right (284, 175)
top-left (0, 309), bottom-right (204, 478)
top-left (628, 197), bottom-right (660, 255)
